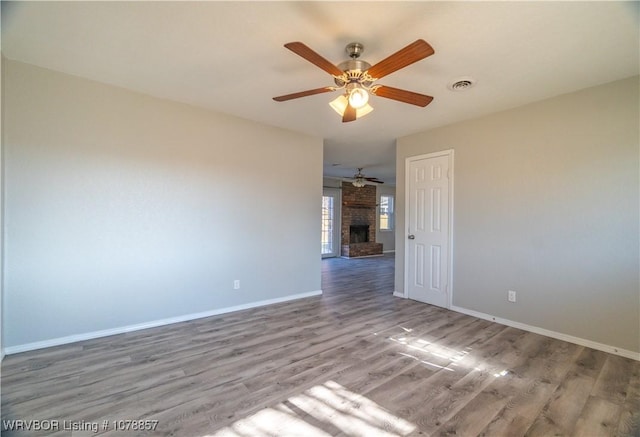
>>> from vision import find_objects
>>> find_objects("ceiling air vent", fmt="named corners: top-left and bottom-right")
top-left (448, 77), bottom-right (476, 92)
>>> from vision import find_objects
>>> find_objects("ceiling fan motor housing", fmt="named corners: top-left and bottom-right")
top-left (334, 42), bottom-right (372, 87)
top-left (335, 59), bottom-right (372, 86)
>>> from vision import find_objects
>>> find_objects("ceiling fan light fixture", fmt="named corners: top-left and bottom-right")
top-left (348, 88), bottom-right (369, 109)
top-left (352, 168), bottom-right (367, 187)
top-left (329, 95), bottom-right (347, 115)
top-left (356, 103), bottom-right (374, 118)
top-left (329, 95), bottom-right (373, 119)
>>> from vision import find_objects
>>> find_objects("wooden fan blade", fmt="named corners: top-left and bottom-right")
top-left (342, 103), bottom-right (357, 123)
top-left (366, 39), bottom-right (434, 80)
top-left (284, 42), bottom-right (345, 77)
top-left (273, 87), bottom-right (335, 102)
top-left (365, 177), bottom-right (384, 184)
top-left (372, 85), bottom-right (433, 107)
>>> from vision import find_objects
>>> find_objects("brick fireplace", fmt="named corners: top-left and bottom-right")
top-left (341, 182), bottom-right (383, 258)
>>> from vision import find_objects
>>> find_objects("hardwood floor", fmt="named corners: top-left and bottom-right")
top-left (2, 253), bottom-right (639, 436)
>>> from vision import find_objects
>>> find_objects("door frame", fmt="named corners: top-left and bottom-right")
top-left (402, 149), bottom-right (455, 308)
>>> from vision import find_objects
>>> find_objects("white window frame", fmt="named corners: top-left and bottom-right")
top-left (379, 194), bottom-right (394, 231)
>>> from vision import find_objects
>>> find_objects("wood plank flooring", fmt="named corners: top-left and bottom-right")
top-left (2, 254), bottom-right (639, 436)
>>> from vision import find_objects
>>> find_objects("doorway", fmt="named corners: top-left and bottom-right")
top-left (404, 150), bottom-right (454, 308)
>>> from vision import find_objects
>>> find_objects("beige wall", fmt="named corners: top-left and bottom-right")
top-left (396, 76), bottom-right (639, 353)
top-left (4, 60), bottom-right (323, 349)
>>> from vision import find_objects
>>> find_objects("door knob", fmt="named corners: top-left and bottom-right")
top-left (408, 234), bottom-right (415, 240)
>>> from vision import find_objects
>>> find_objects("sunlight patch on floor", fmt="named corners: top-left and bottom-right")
top-left (388, 335), bottom-right (472, 369)
top-left (398, 351), bottom-right (455, 372)
top-left (209, 380), bottom-right (415, 437)
top-left (209, 405), bottom-right (332, 437)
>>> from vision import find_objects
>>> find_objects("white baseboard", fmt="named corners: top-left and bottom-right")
top-left (450, 305), bottom-right (640, 361)
top-left (4, 290), bottom-right (323, 355)
top-left (393, 290), bottom-right (406, 298)
top-left (383, 250), bottom-right (396, 254)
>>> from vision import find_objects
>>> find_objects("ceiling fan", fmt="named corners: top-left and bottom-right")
top-left (351, 168), bottom-right (383, 187)
top-left (273, 39), bottom-right (434, 122)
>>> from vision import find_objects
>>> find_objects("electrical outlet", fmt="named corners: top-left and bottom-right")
top-left (508, 290), bottom-right (516, 303)
top-left (234, 280), bottom-right (240, 290)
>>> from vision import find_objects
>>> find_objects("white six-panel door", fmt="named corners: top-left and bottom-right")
top-left (405, 151), bottom-right (452, 308)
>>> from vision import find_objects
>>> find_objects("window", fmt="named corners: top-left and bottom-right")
top-left (379, 195), bottom-right (394, 231)
top-left (321, 195), bottom-right (335, 255)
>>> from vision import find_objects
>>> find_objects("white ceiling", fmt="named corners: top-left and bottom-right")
top-left (2, 1), bottom-right (638, 184)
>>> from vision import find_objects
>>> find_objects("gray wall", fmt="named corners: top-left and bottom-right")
top-left (322, 177), bottom-right (343, 189)
top-left (4, 60), bottom-right (323, 349)
top-left (396, 76), bottom-right (639, 353)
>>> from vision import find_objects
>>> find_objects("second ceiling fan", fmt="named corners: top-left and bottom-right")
top-left (273, 39), bottom-right (435, 122)
top-left (351, 168), bottom-right (383, 187)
